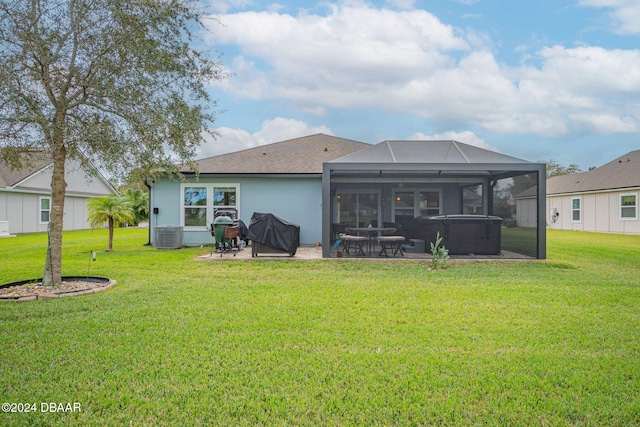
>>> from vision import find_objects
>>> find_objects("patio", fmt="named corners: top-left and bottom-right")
top-left (322, 140), bottom-right (546, 259)
top-left (198, 243), bottom-right (534, 261)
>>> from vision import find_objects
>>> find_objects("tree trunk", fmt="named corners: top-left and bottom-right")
top-left (108, 218), bottom-right (114, 252)
top-left (42, 116), bottom-right (68, 286)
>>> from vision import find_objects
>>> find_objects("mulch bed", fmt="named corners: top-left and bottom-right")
top-left (0, 277), bottom-right (115, 301)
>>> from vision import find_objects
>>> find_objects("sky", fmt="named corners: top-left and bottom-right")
top-left (197, 0), bottom-right (640, 170)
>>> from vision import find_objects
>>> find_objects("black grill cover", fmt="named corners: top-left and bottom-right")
top-left (238, 219), bottom-right (249, 241)
top-left (248, 212), bottom-right (300, 255)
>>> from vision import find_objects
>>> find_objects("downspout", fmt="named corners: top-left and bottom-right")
top-left (143, 177), bottom-right (152, 246)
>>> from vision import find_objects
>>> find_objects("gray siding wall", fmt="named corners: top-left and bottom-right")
top-left (0, 191), bottom-right (93, 234)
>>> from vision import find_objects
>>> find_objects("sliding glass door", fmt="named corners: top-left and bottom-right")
top-left (335, 190), bottom-right (380, 227)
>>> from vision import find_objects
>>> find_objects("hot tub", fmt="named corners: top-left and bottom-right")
top-left (416, 215), bottom-right (503, 255)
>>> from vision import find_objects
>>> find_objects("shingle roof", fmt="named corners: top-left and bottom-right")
top-left (184, 134), bottom-right (370, 174)
top-left (329, 140), bottom-right (530, 164)
top-left (1, 149), bottom-right (117, 195)
top-left (547, 150), bottom-right (640, 195)
top-left (0, 150), bottom-right (52, 188)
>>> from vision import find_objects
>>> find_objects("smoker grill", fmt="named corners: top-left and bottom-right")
top-left (416, 215), bottom-right (503, 255)
top-left (248, 212), bottom-right (300, 257)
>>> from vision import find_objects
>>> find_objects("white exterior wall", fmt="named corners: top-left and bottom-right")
top-left (0, 191), bottom-right (93, 234)
top-left (0, 192), bottom-right (41, 234)
top-left (0, 158), bottom-right (113, 235)
top-left (515, 197), bottom-right (537, 228)
top-left (547, 189), bottom-right (640, 234)
top-left (21, 161), bottom-right (113, 195)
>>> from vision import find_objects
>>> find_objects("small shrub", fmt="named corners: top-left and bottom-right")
top-left (429, 231), bottom-right (450, 269)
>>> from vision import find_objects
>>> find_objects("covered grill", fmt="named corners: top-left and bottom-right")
top-left (212, 215), bottom-right (239, 256)
top-left (416, 215), bottom-right (503, 255)
top-left (248, 212), bottom-right (300, 257)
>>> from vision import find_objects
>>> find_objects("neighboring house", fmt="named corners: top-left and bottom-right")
top-left (547, 150), bottom-right (640, 234)
top-left (149, 134), bottom-right (547, 258)
top-left (0, 151), bottom-right (116, 235)
top-left (514, 186), bottom-right (538, 228)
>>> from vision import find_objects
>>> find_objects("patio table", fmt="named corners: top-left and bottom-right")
top-left (345, 227), bottom-right (396, 256)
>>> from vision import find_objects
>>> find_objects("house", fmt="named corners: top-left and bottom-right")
top-left (148, 134), bottom-right (370, 246)
top-left (149, 134), bottom-right (547, 258)
top-left (547, 150), bottom-right (640, 234)
top-left (513, 186), bottom-right (538, 228)
top-left (0, 150), bottom-right (116, 235)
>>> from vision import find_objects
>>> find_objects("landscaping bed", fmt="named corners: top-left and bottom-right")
top-left (0, 276), bottom-right (115, 301)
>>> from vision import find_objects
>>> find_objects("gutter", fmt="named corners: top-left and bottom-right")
top-left (0, 187), bottom-right (111, 197)
top-left (547, 186), bottom-right (640, 197)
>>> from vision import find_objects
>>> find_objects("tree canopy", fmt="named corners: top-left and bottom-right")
top-left (0, 0), bottom-right (226, 284)
top-left (0, 0), bottom-right (224, 176)
top-left (545, 159), bottom-right (582, 178)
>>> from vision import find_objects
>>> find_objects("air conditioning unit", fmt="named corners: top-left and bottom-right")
top-left (154, 226), bottom-right (183, 249)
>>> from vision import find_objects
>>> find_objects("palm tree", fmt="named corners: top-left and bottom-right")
top-left (87, 195), bottom-right (135, 251)
top-left (122, 188), bottom-right (149, 226)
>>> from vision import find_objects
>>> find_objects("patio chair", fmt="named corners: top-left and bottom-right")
top-left (340, 234), bottom-right (367, 256)
top-left (377, 235), bottom-right (405, 257)
top-left (332, 223), bottom-right (348, 243)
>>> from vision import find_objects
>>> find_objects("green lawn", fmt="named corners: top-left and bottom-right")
top-left (1, 228), bottom-right (639, 426)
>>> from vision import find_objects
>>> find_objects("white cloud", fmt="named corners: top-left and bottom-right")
top-left (207, 4), bottom-right (469, 93)
top-left (206, 2), bottom-right (640, 138)
top-left (506, 45), bottom-right (640, 135)
top-left (198, 118), bottom-right (334, 158)
top-left (578, 0), bottom-right (640, 34)
top-left (569, 113), bottom-right (637, 134)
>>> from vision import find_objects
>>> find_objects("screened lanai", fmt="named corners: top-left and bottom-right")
top-left (321, 140), bottom-right (547, 259)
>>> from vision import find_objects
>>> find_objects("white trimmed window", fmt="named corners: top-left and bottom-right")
top-left (180, 184), bottom-right (239, 229)
top-left (393, 189), bottom-right (442, 222)
top-left (213, 186), bottom-right (237, 217)
top-left (571, 197), bottom-right (581, 222)
top-left (40, 196), bottom-right (51, 223)
top-left (183, 186), bottom-right (208, 227)
top-left (620, 193), bottom-right (637, 220)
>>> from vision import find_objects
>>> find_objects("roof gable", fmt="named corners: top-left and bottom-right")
top-left (185, 134), bottom-right (370, 174)
top-left (0, 150), bottom-right (116, 195)
top-left (0, 150), bottom-right (52, 188)
top-left (547, 150), bottom-right (640, 194)
top-left (330, 140), bottom-right (530, 164)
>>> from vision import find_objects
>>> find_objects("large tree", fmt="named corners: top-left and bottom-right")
top-left (0, 0), bottom-right (224, 285)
